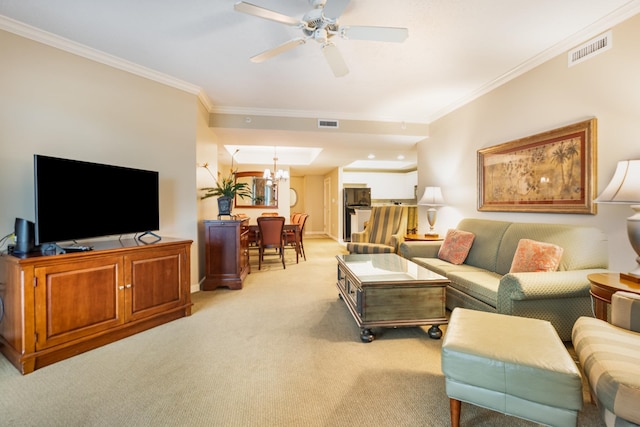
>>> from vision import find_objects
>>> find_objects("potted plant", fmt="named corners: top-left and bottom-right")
top-left (201, 164), bottom-right (252, 216)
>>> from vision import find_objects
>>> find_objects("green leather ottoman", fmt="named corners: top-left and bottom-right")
top-left (441, 308), bottom-right (583, 427)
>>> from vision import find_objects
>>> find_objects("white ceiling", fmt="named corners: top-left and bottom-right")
top-left (2, 0), bottom-right (639, 175)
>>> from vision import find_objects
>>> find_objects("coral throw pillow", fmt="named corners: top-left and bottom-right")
top-left (437, 229), bottom-right (475, 265)
top-left (509, 239), bottom-right (564, 273)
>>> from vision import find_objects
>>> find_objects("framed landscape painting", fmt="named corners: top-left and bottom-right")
top-left (477, 118), bottom-right (597, 214)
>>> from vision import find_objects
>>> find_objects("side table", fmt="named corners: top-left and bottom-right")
top-left (587, 272), bottom-right (640, 320)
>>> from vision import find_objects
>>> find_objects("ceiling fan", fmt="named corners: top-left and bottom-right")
top-left (234, 0), bottom-right (408, 77)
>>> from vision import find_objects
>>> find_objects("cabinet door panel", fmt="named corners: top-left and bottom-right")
top-left (240, 225), bottom-right (249, 273)
top-left (34, 256), bottom-right (124, 350)
top-left (206, 225), bottom-right (239, 276)
top-left (125, 247), bottom-right (186, 322)
top-left (0, 261), bottom-right (23, 353)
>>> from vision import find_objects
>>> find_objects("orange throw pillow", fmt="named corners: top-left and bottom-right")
top-left (437, 229), bottom-right (475, 265)
top-left (509, 239), bottom-right (564, 273)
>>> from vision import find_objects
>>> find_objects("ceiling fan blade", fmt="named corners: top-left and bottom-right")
top-left (250, 38), bottom-right (306, 63)
top-left (341, 26), bottom-right (408, 43)
top-left (234, 1), bottom-right (300, 26)
top-left (322, 0), bottom-right (350, 21)
top-left (322, 43), bottom-right (349, 77)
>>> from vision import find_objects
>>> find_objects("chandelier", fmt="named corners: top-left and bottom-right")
top-left (263, 147), bottom-right (289, 186)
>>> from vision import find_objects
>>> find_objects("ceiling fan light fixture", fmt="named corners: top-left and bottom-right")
top-left (314, 28), bottom-right (328, 44)
top-left (234, 0), bottom-right (407, 76)
top-left (322, 42), bottom-right (349, 77)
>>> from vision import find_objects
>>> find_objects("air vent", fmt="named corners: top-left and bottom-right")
top-left (568, 31), bottom-right (612, 67)
top-left (318, 119), bottom-right (339, 129)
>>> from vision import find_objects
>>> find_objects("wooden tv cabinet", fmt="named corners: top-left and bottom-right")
top-left (0, 237), bottom-right (192, 374)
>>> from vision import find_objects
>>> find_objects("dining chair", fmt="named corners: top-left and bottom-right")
top-left (256, 216), bottom-right (286, 270)
top-left (284, 213), bottom-right (308, 263)
top-left (296, 213), bottom-right (309, 260)
top-left (247, 227), bottom-right (258, 249)
top-left (290, 212), bottom-right (302, 224)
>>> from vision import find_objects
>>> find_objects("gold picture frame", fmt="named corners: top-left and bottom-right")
top-left (478, 118), bottom-right (597, 214)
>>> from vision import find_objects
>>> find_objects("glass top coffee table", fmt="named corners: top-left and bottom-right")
top-left (336, 253), bottom-right (449, 342)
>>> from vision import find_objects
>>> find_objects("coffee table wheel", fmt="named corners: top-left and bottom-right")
top-left (428, 325), bottom-right (443, 339)
top-left (360, 328), bottom-right (375, 343)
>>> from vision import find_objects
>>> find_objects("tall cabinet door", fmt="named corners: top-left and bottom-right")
top-left (124, 245), bottom-right (188, 322)
top-left (34, 256), bottom-right (124, 350)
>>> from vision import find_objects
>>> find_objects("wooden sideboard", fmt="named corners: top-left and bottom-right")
top-left (201, 219), bottom-right (250, 290)
top-left (0, 237), bottom-right (192, 374)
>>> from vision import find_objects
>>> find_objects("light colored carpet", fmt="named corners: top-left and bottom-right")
top-left (0, 237), bottom-right (604, 426)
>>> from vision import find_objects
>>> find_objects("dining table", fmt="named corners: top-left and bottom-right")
top-left (248, 223), bottom-right (302, 263)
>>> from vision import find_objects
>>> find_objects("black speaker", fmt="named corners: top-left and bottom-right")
top-left (14, 217), bottom-right (35, 254)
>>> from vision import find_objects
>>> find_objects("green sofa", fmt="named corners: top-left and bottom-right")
top-left (398, 218), bottom-right (609, 341)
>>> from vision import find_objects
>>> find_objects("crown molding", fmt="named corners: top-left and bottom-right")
top-left (197, 91), bottom-right (215, 111)
top-left (428, 1), bottom-right (640, 122)
top-left (0, 15), bottom-right (201, 95)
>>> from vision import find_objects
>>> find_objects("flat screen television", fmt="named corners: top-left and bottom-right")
top-left (34, 154), bottom-right (160, 246)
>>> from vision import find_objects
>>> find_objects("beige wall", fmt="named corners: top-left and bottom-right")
top-left (301, 175), bottom-right (325, 235)
top-left (290, 176), bottom-right (305, 215)
top-left (196, 99), bottom-right (221, 287)
top-left (418, 13), bottom-right (640, 272)
top-left (328, 168), bottom-right (340, 239)
top-left (1, 30), bottom-right (200, 286)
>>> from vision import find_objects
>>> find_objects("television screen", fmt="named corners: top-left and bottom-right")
top-left (34, 155), bottom-right (160, 245)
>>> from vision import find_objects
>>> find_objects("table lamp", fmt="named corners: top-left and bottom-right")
top-left (594, 159), bottom-right (640, 283)
top-left (418, 186), bottom-right (445, 237)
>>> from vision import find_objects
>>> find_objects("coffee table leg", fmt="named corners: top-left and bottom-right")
top-left (428, 325), bottom-right (443, 339)
top-left (360, 328), bottom-right (375, 342)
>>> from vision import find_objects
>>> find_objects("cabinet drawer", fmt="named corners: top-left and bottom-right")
top-left (345, 276), bottom-right (360, 309)
top-left (361, 285), bottom-right (445, 322)
top-left (337, 266), bottom-right (361, 310)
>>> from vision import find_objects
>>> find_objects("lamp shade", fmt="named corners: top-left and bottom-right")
top-left (595, 160), bottom-right (640, 281)
top-left (418, 187), bottom-right (445, 206)
top-left (595, 160), bottom-right (640, 204)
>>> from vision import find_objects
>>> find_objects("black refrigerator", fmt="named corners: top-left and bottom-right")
top-left (343, 187), bottom-right (371, 241)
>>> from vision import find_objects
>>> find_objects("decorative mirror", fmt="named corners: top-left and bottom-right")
top-left (235, 171), bottom-right (278, 208)
top-left (290, 188), bottom-right (298, 207)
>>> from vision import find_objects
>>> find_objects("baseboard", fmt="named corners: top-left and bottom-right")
top-left (192, 277), bottom-right (204, 293)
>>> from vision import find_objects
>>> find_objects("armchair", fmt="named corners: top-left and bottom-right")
top-left (346, 205), bottom-right (408, 254)
top-left (572, 291), bottom-right (640, 426)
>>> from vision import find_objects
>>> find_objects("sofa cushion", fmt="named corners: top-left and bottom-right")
top-left (412, 257), bottom-right (486, 278)
top-left (509, 239), bottom-right (564, 273)
top-left (438, 229), bottom-right (475, 265)
top-left (495, 222), bottom-right (608, 275)
top-left (456, 219), bottom-right (511, 272)
top-left (447, 271), bottom-right (502, 306)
